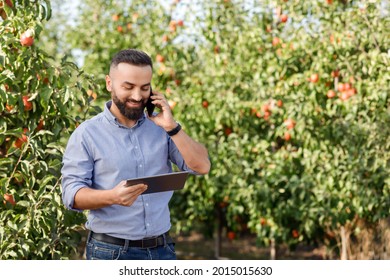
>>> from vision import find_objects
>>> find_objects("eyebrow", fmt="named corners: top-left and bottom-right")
top-left (122, 81), bottom-right (151, 87)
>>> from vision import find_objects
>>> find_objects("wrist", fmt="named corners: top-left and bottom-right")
top-left (106, 189), bottom-right (118, 205)
top-left (164, 121), bottom-right (178, 132)
top-left (166, 122), bottom-right (181, 136)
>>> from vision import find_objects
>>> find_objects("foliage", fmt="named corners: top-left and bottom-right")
top-left (64, 0), bottom-right (389, 258)
top-left (172, 1), bottom-right (389, 255)
top-left (0, 0), bottom-right (99, 259)
top-left (2, 0), bottom-right (388, 259)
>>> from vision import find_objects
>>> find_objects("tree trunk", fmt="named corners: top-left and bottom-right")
top-left (340, 226), bottom-right (349, 260)
top-left (214, 207), bottom-right (222, 259)
top-left (270, 238), bottom-right (276, 260)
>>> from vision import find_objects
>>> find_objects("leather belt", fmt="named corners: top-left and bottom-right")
top-left (90, 231), bottom-right (172, 249)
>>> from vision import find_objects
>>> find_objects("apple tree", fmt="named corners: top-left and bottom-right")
top-left (0, 0), bottom-right (99, 259)
top-left (57, 0), bottom-right (389, 259)
top-left (170, 0), bottom-right (389, 259)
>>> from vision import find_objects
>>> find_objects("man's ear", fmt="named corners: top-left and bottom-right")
top-left (105, 75), bottom-right (112, 92)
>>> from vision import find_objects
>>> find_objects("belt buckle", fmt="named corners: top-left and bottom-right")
top-left (142, 237), bottom-right (158, 249)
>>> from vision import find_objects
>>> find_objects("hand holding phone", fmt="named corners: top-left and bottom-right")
top-left (146, 87), bottom-right (155, 117)
top-left (145, 89), bottom-right (177, 132)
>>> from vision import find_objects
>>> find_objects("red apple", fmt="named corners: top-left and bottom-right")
top-left (284, 118), bottom-right (296, 130)
top-left (337, 83), bottom-right (346, 92)
top-left (261, 103), bottom-right (270, 113)
top-left (5, 104), bottom-right (13, 112)
top-left (5, 0), bottom-right (13, 7)
top-left (20, 30), bottom-right (34, 47)
top-left (310, 73), bottom-right (319, 83)
top-left (272, 37), bottom-right (280, 47)
top-left (280, 14), bottom-right (288, 23)
top-left (162, 35), bottom-right (169, 42)
top-left (263, 111), bottom-right (271, 120)
top-left (22, 95), bottom-right (33, 111)
top-left (156, 54), bottom-right (165, 63)
top-left (169, 20), bottom-right (177, 32)
top-left (339, 92), bottom-right (350, 101)
top-left (3, 193), bottom-right (16, 206)
top-left (14, 128), bottom-right (29, 149)
top-left (168, 100), bottom-right (177, 109)
top-left (331, 70), bottom-right (339, 78)
top-left (36, 119), bottom-right (44, 131)
top-left (347, 88), bottom-right (357, 97)
top-left (327, 90), bottom-right (336, 98)
top-left (227, 231), bottom-right (236, 240)
top-left (250, 108), bottom-right (257, 115)
top-left (224, 127), bottom-right (232, 136)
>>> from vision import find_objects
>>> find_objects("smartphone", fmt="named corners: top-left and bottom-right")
top-left (146, 87), bottom-right (155, 117)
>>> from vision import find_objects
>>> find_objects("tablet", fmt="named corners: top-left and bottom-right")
top-left (125, 171), bottom-right (189, 194)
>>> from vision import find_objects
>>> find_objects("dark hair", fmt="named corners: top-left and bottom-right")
top-left (110, 49), bottom-right (153, 70)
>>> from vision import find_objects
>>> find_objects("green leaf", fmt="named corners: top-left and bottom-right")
top-left (39, 87), bottom-right (53, 110)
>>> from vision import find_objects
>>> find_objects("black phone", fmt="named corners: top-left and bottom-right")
top-left (146, 87), bottom-right (155, 117)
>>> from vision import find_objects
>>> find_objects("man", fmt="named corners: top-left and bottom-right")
top-left (61, 49), bottom-right (210, 260)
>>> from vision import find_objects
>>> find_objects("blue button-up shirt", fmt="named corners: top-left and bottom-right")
top-left (61, 101), bottom-right (193, 240)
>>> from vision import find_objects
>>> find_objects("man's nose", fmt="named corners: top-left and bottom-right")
top-left (132, 88), bottom-right (143, 101)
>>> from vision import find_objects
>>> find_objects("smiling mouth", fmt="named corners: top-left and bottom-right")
top-left (126, 100), bottom-right (142, 107)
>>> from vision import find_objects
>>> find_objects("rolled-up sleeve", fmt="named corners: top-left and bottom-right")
top-left (61, 126), bottom-right (94, 211)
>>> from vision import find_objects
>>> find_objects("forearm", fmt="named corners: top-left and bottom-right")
top-left (72, 182), bottom-right (147, 210)
top-left (73, 187), bottom-right (115, 210)
top-left (147, 92), bottom-right (210, 174)
top-left (170, 129), bottom-right (210, 174)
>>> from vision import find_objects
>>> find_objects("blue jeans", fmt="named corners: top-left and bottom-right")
top-left (85, 234), bottom-right (177, 260)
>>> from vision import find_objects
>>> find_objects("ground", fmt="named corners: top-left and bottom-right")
top-left (173, 232), bottom-right (326, 260)
top-left (75, 224), bottom-right (389, 260)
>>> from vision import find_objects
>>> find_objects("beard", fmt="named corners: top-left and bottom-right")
top-left (112, 91), bottom-right (147, 121)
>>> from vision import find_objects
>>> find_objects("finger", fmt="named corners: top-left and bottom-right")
top-left (151, 93), bottom-right (167, 102)
top-left (135, 184), bottom-right (147, 194)
top-left (127, 183), bottom-right (147, 192)
top-left (124, 186), bottom-right (147, 206)
top-left (119, 180), bottom-right (128, 187)
top-left (132, 187), bottom-right (147, 200)
top-left (151, 91), bottom-right (164, 97)
top-left (151, 99), bottom-right (167, 109)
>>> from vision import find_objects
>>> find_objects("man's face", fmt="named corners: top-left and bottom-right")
top-left (106, 63), bottom-right (153, 121)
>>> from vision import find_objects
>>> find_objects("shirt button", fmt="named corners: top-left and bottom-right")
top-left (135, 146), bottom-right (138, 149)
top-left (147, 223), bottom-right (150, 227)
top-left (139, 164), bottom-right (142, 168)
top-left (145, 203), bottom-right (149, 207)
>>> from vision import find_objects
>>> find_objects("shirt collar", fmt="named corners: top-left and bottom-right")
top-left (104, 101), bottom-right (146, 128)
